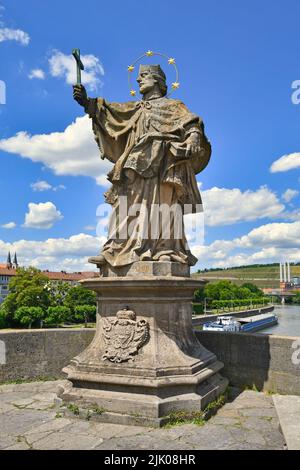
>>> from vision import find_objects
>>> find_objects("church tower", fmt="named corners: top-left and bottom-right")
top-left (6, 252), bottom-right (12, 269)
top-left (13, 252), bottom-right (18, 269)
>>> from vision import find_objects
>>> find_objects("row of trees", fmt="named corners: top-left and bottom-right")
top-left (193, 280), bottom-right (266, 313)
top-left (211, 298), bottom-right (269, 312)
top-left (0, 267), bottom-right (97, 328)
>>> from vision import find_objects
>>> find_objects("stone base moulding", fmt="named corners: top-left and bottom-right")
top-left (58, 273), bottom-right (228, 427)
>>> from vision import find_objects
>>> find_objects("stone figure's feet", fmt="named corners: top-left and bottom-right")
top-left (158, 255), bottom-right (171, 262)
top-left (88, 254), bottom-right (106, 266)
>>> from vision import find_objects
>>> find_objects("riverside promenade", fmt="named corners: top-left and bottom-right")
top-left (0, 379), bottom-right (297, 450)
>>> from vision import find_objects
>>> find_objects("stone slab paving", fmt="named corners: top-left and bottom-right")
top-left (0, 381), bottom-right (286, 450)
top-left (273, 395), bottom-right (300, 450)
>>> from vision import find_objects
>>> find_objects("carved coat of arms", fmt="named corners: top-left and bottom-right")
top-left (102, 308), bottom-right (149, 363)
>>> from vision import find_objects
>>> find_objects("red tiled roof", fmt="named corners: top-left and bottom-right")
top-left (0, 267), bottom-right (99, 280)
top-left (0, 267), bottom-right (16, 276)
top-left (42, 271), bottom-right (99, 281)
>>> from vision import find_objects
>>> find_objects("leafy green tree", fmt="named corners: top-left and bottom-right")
top-left (14, 306), bottom-right (45, 328)
top-left (17, 286), bottom-right (50, 309)
top-left (241, 283), bottom-right (264, 297)
top-left (64, 285), bottom-right (96, 317)
top-left (0, 308), bottom-right (7, 329)
top-left (74, 305), bottom-right (97, 327)
top-left (44, 281), bottom-right (71, 306)
top-left (44, 306), bottom-right (71, 327)
top-left (1, 267), bottom-right (50, 327)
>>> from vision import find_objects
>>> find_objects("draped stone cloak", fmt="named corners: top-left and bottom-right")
top-left (85, 96), bottom-right (211, 267)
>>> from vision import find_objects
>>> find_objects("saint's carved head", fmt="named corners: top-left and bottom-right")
top-left (137, 65), bottom-right (167, 97)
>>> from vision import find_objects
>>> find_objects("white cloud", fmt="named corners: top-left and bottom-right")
top-left (237, 220), bottom-right (300, 249)
top-left (0, 233), bottom-right (105, 272)
top-left (31, 180), bottom-right (52, 191)
top-left (0, 27), bottom-right (30, 45)
top-left (84, 225), bottom-right (96, 231)
top-left (28, 69), bottom-right (45, 80)
top-left (30, 180), bottom-right (66, 192)
top-left (1, 222), bottom-right (16, 229)
top-left (190, 219), bottom-right (300, 269)
top-left (270, 152), bottom-right (300, 173)
top-left (24, 202), bottom-right (63, 229)
top-left (0, 115), bottom-right (112, 186)
top-left (49, 50), bottom-right (104, 91)
top-left (202, 186), bottom-right (284, 226)
top-left (282, 189), bottom-right (299, 203)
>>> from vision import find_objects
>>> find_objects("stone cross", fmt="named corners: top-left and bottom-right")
top-left (72, 48), bottom-right (84, 85)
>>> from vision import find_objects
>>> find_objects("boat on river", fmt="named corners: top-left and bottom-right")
top-left (202, 312), bottom-right (278, 333)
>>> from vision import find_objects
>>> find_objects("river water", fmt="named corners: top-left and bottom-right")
top-left (260, 305), bottom-right (300, 336)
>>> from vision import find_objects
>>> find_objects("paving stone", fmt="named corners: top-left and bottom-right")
top-left (210, 416), bottom-right (242, 426)
top-left (0, 381), bottom-right (288, 450)
top-left (273, 395), bottom-right (300, 450)
top-left (228, 426), bottom-right (267, 446)
top-left (0, 409), bottom-right (55, 434)
top-left (0, 434), bottom-right (18, 450)
top-left (242, 416), bottom-right (279, 433)
top-left (4, 441), bottom-right (30, 450)
top-left (32, 431), bottom-right (104, 450)
top-left (24, 417), bottom-right (72, 441)
top-left (95, 435), bottom-right (195, 450)
top-left (179, 424), bottom-right (236, 449)
top-left (238, 407), bottom-right (278, 418)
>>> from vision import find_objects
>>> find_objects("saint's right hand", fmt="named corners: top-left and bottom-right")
top-left (73, 84), bottom-right (88, 107)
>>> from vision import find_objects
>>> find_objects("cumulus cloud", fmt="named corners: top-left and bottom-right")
top-left (1, 222), bottom-right (16, 229)
top-left (0, 233), bottom-right (105, 272)
top-left (0, 27), bottom-right (30, 45)
top-left (190, 219), bottom-right (300, 269)
top-left (282, 189), bottom-right (299, 203)
top-left (28, 68), bottom-right (45, 80)
top-left (270, 152), bottom-right (300, 173)
top-left (49, 50), bottom-right (104, 91)
top-left (30, 180), bottom-right (66, 192)
top-left (24, 202), bottom-right (63, 229)
top-left (202, 186), bottom-right (284, 226)
top-left (0, 115), bottom-right (112, 186)
top-left (237, 220), bottom-right (300, 249)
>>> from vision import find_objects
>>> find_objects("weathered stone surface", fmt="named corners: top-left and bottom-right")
top-left (0, 330), bottom-right (94, 383)
top-left (60, 276), bottom-right (227, 426)
top-left (0, 380), bottom-right (286, 450)
top-left (197, 330), bottom-right (300, 395)
top-left (273, 394), bottom-right (300, 450)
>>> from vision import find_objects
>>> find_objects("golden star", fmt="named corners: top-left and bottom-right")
top-left (168, 58), bottom-right (175, 65)
top-left (146, 50), bottom-right (154, 57)
top-left (130, 90), bottom-right (136, 96)
top-left (171, 82), bottom-right (180, 89)
top-left (127, 65), bottom-right (134, 72)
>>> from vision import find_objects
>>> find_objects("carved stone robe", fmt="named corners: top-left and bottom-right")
top-left (85, 96), bottom-right (211, 267)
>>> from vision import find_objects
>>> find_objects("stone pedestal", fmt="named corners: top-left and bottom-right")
top-left (58, 263), bottom-right (228, 427)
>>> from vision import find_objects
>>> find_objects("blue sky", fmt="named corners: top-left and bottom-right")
top-left (1, 0), bottom-right (300, 272)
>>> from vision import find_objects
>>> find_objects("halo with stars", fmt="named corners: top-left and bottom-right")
top-left (127, 50), bottom-right (179, 97)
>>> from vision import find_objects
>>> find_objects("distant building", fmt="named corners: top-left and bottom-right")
top-left (278, 261), bottom-right (300, 291)
top-left (0, 252), bottom-right (99, 303)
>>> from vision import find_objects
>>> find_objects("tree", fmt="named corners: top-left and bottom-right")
top-left (241, 283), bottom-right (264, 297)
top-left (44, 281), bottom-right (71, 306)
top-left (74, 305), bottom-right (97, 327)
top-left (64, 285), bottom-right (96, 319)
top-left (17, 286), bottom-right (50, 309)
top-left (1, 267), bottom-right (50, 327)
top-left (44, 306), bottom-right (71, 327)
top-left (14, 306), bottom-right (44, 328)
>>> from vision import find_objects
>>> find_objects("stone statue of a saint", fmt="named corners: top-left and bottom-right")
top-left (73, 64), bottom-right (211, 269)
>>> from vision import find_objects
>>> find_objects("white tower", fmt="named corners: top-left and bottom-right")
top-left (287, 262), bottom-right (291, 283)
top-left (280, 262), bottom-right (283, 282)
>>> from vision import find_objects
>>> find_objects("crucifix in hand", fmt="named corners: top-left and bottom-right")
top-left (72, 48), bottom-right (84, 85)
